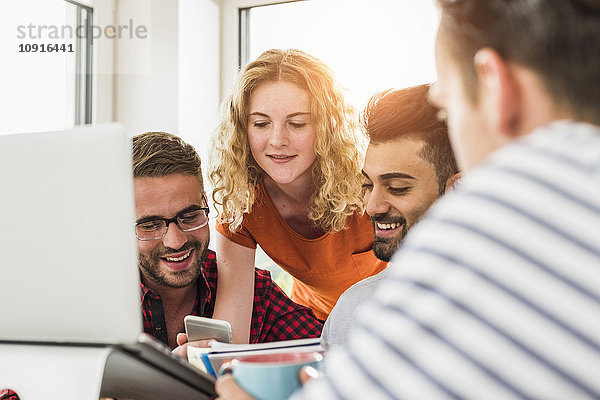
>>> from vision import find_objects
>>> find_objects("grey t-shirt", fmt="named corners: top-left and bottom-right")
top-left (321, 267), bottom-right (391, 349)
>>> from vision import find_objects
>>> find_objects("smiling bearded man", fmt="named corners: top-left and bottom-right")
top-left (321, 84), bottom-right (460, 348)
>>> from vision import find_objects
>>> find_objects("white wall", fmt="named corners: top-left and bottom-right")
top-left (178, 0), bottom-right (220, 187)
top-left (113, 0), bottom-right (221, 166)
top-left (114, 0), bottom-right (178, 135)
top-left (93, 0), bottom-right (116, 124)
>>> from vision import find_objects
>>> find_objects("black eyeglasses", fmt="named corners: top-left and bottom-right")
top-left (135, 195), bottom-right (210, 241)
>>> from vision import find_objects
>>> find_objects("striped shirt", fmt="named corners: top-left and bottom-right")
top-left (294, 121), bottom-right (600, 399)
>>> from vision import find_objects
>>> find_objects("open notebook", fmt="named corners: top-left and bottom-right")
top-left (0, 124), bottom-right (215, 398)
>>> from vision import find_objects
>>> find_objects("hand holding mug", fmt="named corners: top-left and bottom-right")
top-left (217, 352), bottom-right (322, 400)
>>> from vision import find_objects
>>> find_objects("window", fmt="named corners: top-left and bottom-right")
top-left (1, 0), bottom-right (93, 135)
top-left (238, 0), bottom-right (438, 110)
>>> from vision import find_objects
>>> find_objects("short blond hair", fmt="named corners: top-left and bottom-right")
top-left (209, 49), bottom-right (364, 233)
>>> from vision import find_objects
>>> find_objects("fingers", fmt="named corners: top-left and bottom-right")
top-left (176, 332), bottom-right (188, 346)
top-left (299, 366), bottom-right (321, 384)
top-left (176, 332), bottom-right (215, 348)
top-left (171, 343), bottom-right (188, 358)
top-left (189, 339), bottom-right (216, 348)
top-left (216, 374), bottom-right (255, 400)
top-left (172, 338), bottom-right (216, 360)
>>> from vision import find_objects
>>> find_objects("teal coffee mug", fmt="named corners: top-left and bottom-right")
top-left (219, 352), bottom-right (323, 400)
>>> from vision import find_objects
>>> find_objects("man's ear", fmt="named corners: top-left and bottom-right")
top-left (444, 172), bottom-right (462, 194)
top-left (473, 48), bottom-right (521, 139)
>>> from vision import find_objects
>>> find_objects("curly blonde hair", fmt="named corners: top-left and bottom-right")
top-left (209, 49), bottom-right (365, 233)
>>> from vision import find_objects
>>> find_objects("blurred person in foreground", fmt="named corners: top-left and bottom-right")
top-left (217, 0), bottom-right (600, 398)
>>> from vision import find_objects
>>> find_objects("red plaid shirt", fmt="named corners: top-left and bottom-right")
top-left (0, 390), bottom-right (19, 400)
top-left (140, 250), bottom-right (322, 345)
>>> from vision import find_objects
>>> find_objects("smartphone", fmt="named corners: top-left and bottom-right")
top-left (184, 315), bottom-right (232, 344)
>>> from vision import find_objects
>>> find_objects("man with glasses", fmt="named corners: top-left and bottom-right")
top-left (132, 131), bottom-right (322, 350)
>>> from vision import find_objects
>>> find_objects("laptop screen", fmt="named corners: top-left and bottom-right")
top-left (0, 124), bottom-right (142, 344)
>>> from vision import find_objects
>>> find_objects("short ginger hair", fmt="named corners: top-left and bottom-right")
top-left (363, 84), bottom-right (459, 193)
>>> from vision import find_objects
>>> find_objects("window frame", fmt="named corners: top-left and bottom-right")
top-left (220, 0), bottom-right (307, 100)
top-left (65, 0), bottom-right (94, 125)
top-left (237, 0), bottom-right (306, 67)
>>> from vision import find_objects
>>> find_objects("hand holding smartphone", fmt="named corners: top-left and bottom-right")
top-left (184, 315), bottom-right (232, 344)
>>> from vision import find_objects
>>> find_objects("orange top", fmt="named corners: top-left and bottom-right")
top-left (216, 184), bottom-right (387, 320)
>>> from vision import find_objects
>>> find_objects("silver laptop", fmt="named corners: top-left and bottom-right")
top-left (0, 124), bottom-right (215, 398)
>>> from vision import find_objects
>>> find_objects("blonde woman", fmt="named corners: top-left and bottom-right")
top-left (210, 49), bottom-right (387, 343)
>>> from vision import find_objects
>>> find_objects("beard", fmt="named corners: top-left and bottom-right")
top-left (371, 215), bottom-right (408, 262)
top-left (138, 237), bottom-right (209, 289)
